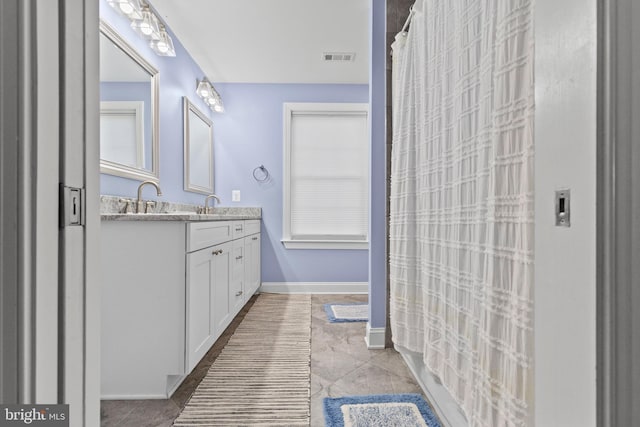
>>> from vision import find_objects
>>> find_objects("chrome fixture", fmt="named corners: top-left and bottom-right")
top-left (149, 24), bottom-right (176, 57)
top-left (196, 79), bottom-right (225, 113)
top-left (119, 197), bottom-right (134, 213)
top-left (106, 0), bottom-right (176, 57)
top-left (107, 0), bottom-right (143, 20)
top-left (131, 5), bottom-right (160, 40)
top-left (136, 180), bottom-right (163, 213)
top-left (203, 194), bottom-right (221, 214)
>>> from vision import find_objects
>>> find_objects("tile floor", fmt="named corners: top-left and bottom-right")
top-left (101, 294), bottom-right (425, 426)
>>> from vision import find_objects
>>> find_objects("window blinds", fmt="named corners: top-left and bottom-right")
top-left (288, 111), bottom-right (369, 242)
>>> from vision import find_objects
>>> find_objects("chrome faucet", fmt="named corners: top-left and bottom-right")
top-left (136, 180), bottom-right (162, 213)
top-left (203, 194), bottom-right (221, 214)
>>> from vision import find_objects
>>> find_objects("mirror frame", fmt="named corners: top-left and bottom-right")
top-left (99, 19), bottom-right (160, 182)
top-left (183, 97), bottom-right (214, 194)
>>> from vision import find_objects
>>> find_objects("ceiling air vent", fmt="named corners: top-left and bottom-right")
top-left (323, 52), bottom-right (356, 62)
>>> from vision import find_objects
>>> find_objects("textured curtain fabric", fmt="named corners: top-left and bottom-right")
top-left (390, 1), bottom-right (535, 426)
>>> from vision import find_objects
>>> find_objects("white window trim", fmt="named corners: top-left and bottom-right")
top-left (282, 102), bottom-right (369, 250)
top-left (100, 100), bottom-right (145, 168)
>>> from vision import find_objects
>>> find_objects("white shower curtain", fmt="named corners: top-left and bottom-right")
top-left (390, 1), bottom-right (534, 426)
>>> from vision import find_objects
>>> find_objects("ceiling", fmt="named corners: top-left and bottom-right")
top-left (150, 0), bottom-right (370, 84)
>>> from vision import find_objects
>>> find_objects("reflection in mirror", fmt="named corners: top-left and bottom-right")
top-left (183, 97), bottom-right (214, 194)
top-left (100, 20), bottom-right (159, 182)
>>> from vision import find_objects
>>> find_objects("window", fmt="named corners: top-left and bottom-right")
top-left (283, 103), bottom-right (369, 249)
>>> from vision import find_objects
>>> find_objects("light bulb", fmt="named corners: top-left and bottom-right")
top-left (214, 104), bottom-right (224, 113)
top-left (140, 22), bottom-right (152, 35)
top-left (156, 41), bottom-right (168, 53)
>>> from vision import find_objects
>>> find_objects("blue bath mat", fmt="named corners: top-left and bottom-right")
top-left (324, 303), bottom-right (368, 323)
top-left (323, 393), bottom-right (442, 427)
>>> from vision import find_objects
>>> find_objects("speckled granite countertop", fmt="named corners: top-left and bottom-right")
top-left (101, 210), bottom-right (260, 221)
top-left (100, 195), bottom-right (261, 221)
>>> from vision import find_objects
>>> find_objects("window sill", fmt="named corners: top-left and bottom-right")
top-left (281, 239), bottom-right (369, 250)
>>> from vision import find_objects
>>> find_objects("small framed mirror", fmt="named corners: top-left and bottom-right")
top-left (183, 97), bottom-right (214, 194)
top-left (99, 20), bottom-right (159, 182)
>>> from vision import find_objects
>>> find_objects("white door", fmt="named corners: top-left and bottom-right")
top-left (244, 234), bottom-right (261, 298)
top-left (212, 241), bottom-right (233, 335)
top-left (229, 240), bottom-right (245, 315)
top-left (0, 0), bottom-right (100, 425)
top-left (186, 249), bottom-right (216, 373)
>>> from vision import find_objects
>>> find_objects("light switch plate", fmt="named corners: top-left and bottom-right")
top-left (232, 190), bottom-right (241, 202)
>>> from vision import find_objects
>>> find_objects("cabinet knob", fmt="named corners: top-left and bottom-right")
top-left (235, 227), bottom-right (243, 232)
top-left (236, 255), bottom-right (243, 260)
top-left (212, 249), bottom-right (224, 255)
top-left (251, 237), bottom-right (258, 241)
top-left (235, 291), bottom-right (243, 296)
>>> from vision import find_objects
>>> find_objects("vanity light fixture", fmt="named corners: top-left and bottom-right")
top-left (196, 79), bottom-right (225, 113)
top-left (149, 24), bottom-right (176, 57)
top-left (106, 0), bottom-right (176, 57)
top-left (130, 6), bottom-right (161, 40)
top-left (107, 0), bottom-right (143, 20)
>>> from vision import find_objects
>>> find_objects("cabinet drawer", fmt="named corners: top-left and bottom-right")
top-left (187, 221), bottom-right (233, 252)
top-left (245, 220), bottom-right (260, 236)
top-left (232, 221), bottom-right (246, 239)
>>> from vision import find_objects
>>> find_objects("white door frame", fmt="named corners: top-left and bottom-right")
top-left (0, 0), bottom-right (22, 403)
top-left (597, 0), bottom-right (640, 424)
top-left (59, 0), bottom-right (101, 424)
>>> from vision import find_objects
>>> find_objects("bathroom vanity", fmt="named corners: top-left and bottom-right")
top-left (100, 210), bottom-right (261, 399)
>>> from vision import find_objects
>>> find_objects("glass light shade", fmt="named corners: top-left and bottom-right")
top-left (213, 94), bottom-right (225, 113)
top-left (131, 9), bottom-right (160, 40)
top-left (196, 80), bottom-right (212, 98)
top-left (149, 28), bottom-right (176, 57)
top-left (107, 0), bottom-right (143, 20)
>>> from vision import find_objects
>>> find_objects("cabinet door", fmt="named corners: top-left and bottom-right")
top-left (229, 239), bottom-right (245, 317)
top-left (212, 241), bottom-right (233, 336)
top-left (186, 248), bottom-right (216, 373)
top-left (244, 233), bottom-right (261, 300)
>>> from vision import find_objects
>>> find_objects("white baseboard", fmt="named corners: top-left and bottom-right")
top-left (166, 374), bottom-right (186, 398)
top-left (259, 282), bottom-right (368, 294)
top-left (396, 344), bottom-right (468, 427)
top-left (364, 322), bottom-right (386, 349)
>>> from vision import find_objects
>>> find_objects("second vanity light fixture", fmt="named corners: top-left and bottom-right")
top-left (106, 0), bottom-right (176, 57)
top-left (196, 79), bottom-right (225, 113)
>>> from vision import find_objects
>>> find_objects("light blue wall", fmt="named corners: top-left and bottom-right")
top-left (368, 0), bottom-right (387, 330)
top-left (212, 83), bottom-right (369, 283)
top-left (100, 3), bottom-right (371, 284)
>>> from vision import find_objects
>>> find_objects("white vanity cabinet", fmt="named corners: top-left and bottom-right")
top-left (244, 224), bottom-right (261, 298)
top-left (101, 218), bottom-right (261, 399)
top-left (185, 220), bottom-right (250, 373)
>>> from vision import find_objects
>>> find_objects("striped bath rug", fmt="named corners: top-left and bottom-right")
top-left (324, 303), bottom-right (368, 323)
top-left (323, 394), bottom-right (442, 427)
top-left (173, 294), bottom-right (311, 426)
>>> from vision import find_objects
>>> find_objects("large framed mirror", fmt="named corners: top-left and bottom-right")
top-left (183, 97), bottom-right (214, 194)
top-left (99, 20), bottom-right (159, 182)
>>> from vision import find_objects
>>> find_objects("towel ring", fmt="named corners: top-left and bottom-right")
top-left (252, 165), bottom-right (270, 182)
